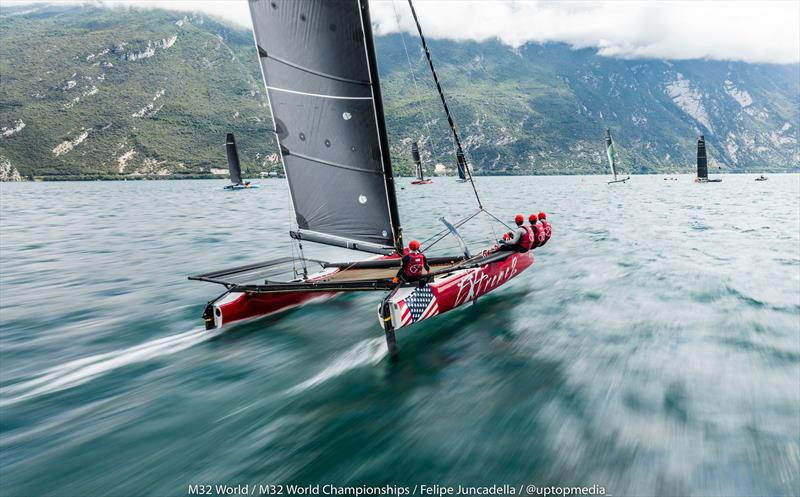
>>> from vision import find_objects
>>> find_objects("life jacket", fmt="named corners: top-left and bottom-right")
top-left (533, 223), bottom-right (546, 246)
top-left (529, 224), bottom-right (542, 248)
top-left (519, 225), bottom-right (534, 250)
top-left (403, 252), bottom-right (426, 279)
top-left (540, 220), bottom-right (552, 245)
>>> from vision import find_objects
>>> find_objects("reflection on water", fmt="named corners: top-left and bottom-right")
top-left (1, 175), bottom-right (798, 496)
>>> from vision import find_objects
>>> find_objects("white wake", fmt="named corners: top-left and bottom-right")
top-left (0, 328), bottom-right (217, 407)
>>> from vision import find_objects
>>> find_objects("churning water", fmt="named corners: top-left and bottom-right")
top-left (1, 175), bottom-right (798, 496)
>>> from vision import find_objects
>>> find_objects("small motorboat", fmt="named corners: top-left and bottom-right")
top-left (755, 175), bottom-right (768, 181)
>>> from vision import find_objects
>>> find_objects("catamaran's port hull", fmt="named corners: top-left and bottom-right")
top-left (204, 289), bottom-right (338, 329)
top-left (410, 179), bottom-right (433, 185)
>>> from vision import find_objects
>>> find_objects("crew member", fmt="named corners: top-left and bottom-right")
top-left (538, 212), bottom-right (552, 246)
top-left (396, 239), bottom-right (430, 283)
top-left (499, 214), bottom-right (534, 252)
top-left (529, 214), bottom-right (545, 249)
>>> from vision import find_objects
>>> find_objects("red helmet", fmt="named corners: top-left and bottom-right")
top-left (409, 239), bottom-right (420, 251)
top-left (514, 214), bottom-right (524, 225)
top-left (528, 214), bottom-right (538, 223)
top-left (538, 212), bottom-right (547, 220)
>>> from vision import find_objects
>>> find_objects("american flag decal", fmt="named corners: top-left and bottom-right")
top-left (397, 285), bottom-right (439, 327)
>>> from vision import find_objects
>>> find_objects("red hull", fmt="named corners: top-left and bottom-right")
top-left (386, 251), bottom-right (533, 329)
top-left (410, 179), bottom-right (433, 184)
top-left (206, 252), bottom-right (533, 331)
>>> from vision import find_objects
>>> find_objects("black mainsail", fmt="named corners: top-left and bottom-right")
top-left (249, 0), bottom-right (402, 254)
top-left (226, 133), bottom-right (243, 185)
top-left (411, 141), bottom-right (424, 181)
top-left (697, 135), bottom-right (708, 180)
top-left (456, 149), bottom-right (467, 181)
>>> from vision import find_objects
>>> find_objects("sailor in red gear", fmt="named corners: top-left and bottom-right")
top-left (537, 212), bottom-right (552, 246)
top-left (397, 239), bottom-right (430, 283)
top-left (499, 214), bottom-right (534, 252)
top-left (528, 214), bottom-right (544, 249)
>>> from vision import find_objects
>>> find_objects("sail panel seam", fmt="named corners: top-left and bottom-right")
top-left (267, 86), bottom-right (373, 100)
top-left (258, 46), bottom-right (371, 86)
top-left (288, 150), bottom-right (384, 175)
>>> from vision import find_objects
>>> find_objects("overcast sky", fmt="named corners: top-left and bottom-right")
top-left (4, 0), bottom-right (799, 64)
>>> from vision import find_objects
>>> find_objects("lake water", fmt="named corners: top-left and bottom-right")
top-left (1, 175), bottom-right (798, 497)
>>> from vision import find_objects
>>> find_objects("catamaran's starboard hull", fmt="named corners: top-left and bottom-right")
top-left (384, 251), bottom-right (533, 330)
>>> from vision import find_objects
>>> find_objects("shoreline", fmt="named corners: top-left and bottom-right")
top-left (4, 171), bottom-right (797, 182)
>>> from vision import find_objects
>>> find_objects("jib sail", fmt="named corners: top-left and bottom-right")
top-left (226, 133), bottom-right (243, 185)
top-left (249, 0), bottom-right (401, 254)
top-left (697, 135), bottom-right (708, 179)
top-left (411, 142), bottom-right (423, 180)
top-left (605, 129), bottom-right (617, 181)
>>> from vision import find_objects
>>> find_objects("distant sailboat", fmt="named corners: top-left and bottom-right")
top-left (456, 149), bottom-right (468, 182)
top-left (223, 133), bottom-right (259, 190)
top-left (410, 142), bottom-right (432, 184)
top-left (605, 129), bottom-right (630, 184)
top-left (694, 135), bottom-right (721, 183)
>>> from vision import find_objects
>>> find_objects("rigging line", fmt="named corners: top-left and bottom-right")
top-left (407, 0), bottom-right (483, 210)
top-left (419, 208), bottom-right (482, 247)
top-left (421, 209), bottom-right (483, 252)
top-left (391, 0), bottom-right (441, 168)
top-left (483, 209), bottom-right (513, 231)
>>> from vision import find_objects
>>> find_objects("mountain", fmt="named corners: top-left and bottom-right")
top-left (1, 4), bottom-right (797, 180)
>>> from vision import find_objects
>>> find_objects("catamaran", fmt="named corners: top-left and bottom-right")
top-left (190, 0), bottom-right (539, 358)
top-left (223, 133), bottom-right (259, 190)
top-left (410, 142), bottom-right (433, 184)
top-left (694, 135), bottom-right (721, 183)
top-left (605, 129), bottom-right (630, 184)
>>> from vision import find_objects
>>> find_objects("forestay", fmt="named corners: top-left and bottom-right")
top-left (249, 0), bottom-right (401, 253)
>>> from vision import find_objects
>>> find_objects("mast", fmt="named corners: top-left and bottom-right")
top-left (407, 0), bottom-right (482, 209)
top-left (360, 0), bottom-right (403, 252)
top-left (411, 141), bottom-right (423, 180)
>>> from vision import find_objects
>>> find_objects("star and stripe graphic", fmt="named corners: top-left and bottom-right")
top-left (397, 285), bottom-right (439, 327)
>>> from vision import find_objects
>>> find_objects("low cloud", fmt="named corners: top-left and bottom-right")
top-left (5, 0), bottom-right (799, 64)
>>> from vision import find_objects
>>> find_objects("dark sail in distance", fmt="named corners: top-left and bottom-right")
top-left (697, 135), bottom-right (708, 179)
top-left (248, 0), bottom-right (401, 253)
top-left (226, 133), bottom-right (243, 185)
top-left (456, 149), bottom-right (467, 180)
top-left (605, 129), bottom-right (617, 181)
top-left (411, 142), bottom-right (423, 180)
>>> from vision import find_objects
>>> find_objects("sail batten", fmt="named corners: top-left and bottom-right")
top-left (249, 0), bottom-right (401, 252)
